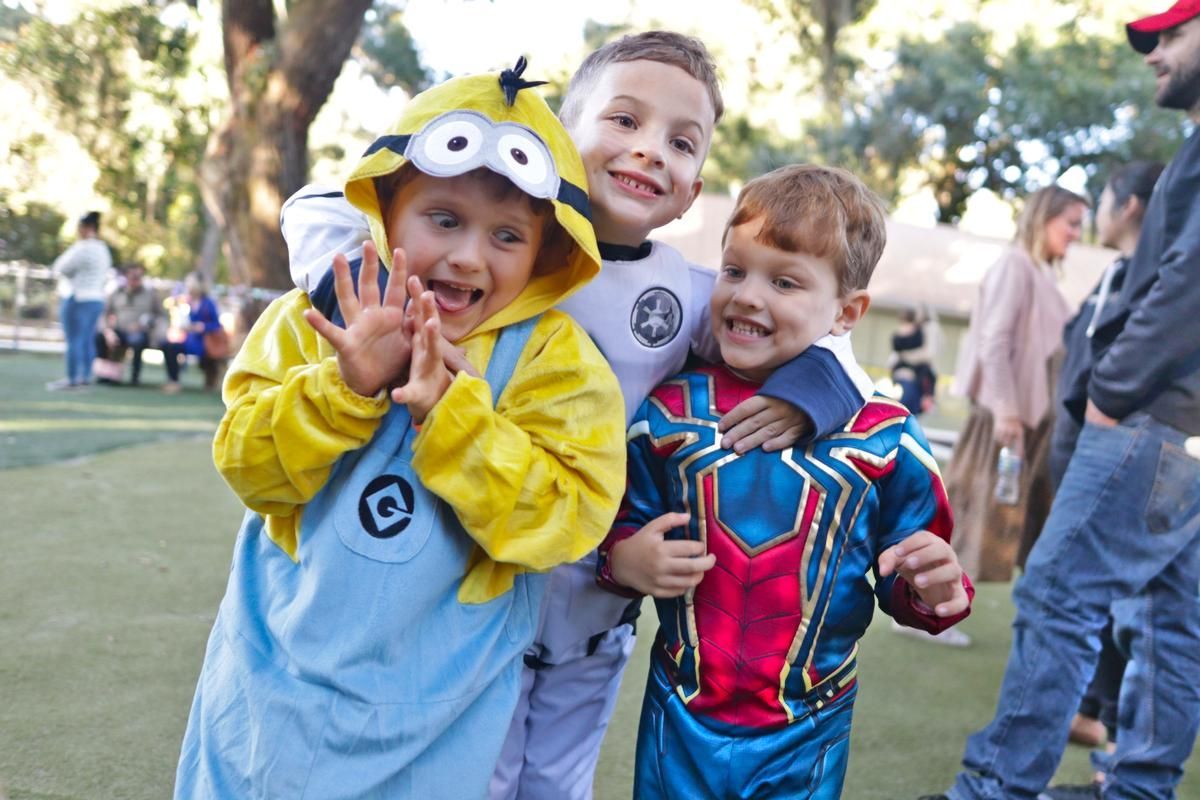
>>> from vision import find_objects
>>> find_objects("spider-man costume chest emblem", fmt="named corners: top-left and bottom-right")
top-left (636, 367), bottom-right (916, 730)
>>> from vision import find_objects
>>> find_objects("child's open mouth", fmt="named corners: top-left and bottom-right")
top-left (428, 280), bottom-right (484, 314)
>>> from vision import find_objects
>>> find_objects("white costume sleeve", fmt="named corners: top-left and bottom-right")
top-left (280, 185), bottom-right (371, 292)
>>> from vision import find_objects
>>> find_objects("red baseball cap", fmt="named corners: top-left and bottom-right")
top-left (1128, 0), bottom-right (1200, 53)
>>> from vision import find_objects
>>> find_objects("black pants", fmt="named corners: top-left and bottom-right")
top-left (163, 342), bottom-right (220, 388)
top-left (94, 328), bottom-right (150, 384)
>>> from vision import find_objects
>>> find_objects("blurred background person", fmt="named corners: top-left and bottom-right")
top-left (161, 272), bottom-right (222, 394)
top-left (46, 211), bottom-right (112, 391)
top-left (94, 263), bottom-right (161, 386)
top-left (945, 186), bottom-right (1090, 584)
top-left (1045, 161), bottom-right (1163, 761)
top-left (889, 304), bottom-right (940, 416)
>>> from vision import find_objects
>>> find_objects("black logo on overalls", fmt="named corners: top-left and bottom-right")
top-left (359, 475), bottom-right (416, 539)
top-left (631, 287), bottom-right (682, 348)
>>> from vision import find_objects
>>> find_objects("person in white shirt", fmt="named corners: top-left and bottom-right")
top-left (48, 211), bottom-right (112, 390)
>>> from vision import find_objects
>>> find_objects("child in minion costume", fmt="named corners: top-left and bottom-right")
top-left (174, 60), bottom-right (626, 800)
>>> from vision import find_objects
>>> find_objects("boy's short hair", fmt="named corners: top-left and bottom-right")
top-left (725, 164), bottom-right (888, 294)
top-left (375, 164), bottom-right (573, 276)
top-left (558, 30), bottom-right (724, 128)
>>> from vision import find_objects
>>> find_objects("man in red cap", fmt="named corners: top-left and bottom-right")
top-left (921, 3), bottom-right (1200, 799)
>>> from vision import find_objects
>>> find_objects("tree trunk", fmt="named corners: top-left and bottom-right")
top-left (202, 0), bottom-right (374, 289)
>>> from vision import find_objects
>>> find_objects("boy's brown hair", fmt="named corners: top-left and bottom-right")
top-left (558, 30), bottom-right (725, 128)
top-left (725, 164), bottom-right (888, 295)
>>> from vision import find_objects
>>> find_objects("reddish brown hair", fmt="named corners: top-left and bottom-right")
top-left (725, 164), bottom-right (888, 293)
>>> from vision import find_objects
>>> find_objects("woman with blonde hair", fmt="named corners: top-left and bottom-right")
top-left (945, 185), bottom-right (1090, 586)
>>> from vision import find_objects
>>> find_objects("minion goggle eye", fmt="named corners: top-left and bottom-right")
top-left (364, 110), bottom-right (590, 221)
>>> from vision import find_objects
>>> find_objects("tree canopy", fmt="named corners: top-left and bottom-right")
top-left (1, 0), bottom-right (1193, 283)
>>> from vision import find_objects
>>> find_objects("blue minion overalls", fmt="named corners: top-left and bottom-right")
top-left (175, 317), bottom-right (546, 800)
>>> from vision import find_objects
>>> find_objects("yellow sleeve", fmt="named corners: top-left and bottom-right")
top-left (212, 290), bottom-right (389, 555)
top-left (411, 311), bottom-right (626, 602)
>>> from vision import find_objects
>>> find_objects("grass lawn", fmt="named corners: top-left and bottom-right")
top-left (1, 352), bottom-right (1196, 799)
top-left (0, 351), bottom-right (225, 470)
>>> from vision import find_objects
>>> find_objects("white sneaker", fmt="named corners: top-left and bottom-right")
top-left (891, 619), bottom-right (972, 647)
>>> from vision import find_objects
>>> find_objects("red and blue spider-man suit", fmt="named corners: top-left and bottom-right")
top-left (597, 364), bottom-right (973, 799)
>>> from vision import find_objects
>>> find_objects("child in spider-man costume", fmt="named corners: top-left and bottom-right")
top-left (598, 164), bottom-right (974, 799)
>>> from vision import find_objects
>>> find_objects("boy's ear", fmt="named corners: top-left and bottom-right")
top-left (678, 175), bottom-right (705, 220)
top-left (1120, 195), bottom-right (1144, 225)
top-left (831, 290), bottom-right (870, 336)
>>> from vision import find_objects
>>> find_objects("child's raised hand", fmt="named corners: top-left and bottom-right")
top-left (719, 396), bottom-right (812, 453)
top-left (390, 277), bottom-right (456, 424)
top-left (303, 241), bottom-right (412, 398)
top-left (610, 512), bottom-right (715, 598)
top-left (877, 530), bottom-right (969, 617)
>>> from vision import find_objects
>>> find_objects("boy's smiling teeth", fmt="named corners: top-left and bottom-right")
top-left (728, 319), bottom-right (770, 337)
top-left (429, 279), bottom-right (484, 313)
top-left (613, 173), bottom-right (661, 195)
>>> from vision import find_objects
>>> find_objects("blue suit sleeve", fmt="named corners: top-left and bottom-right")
top-left (869, 414), bottom-right (970, 632)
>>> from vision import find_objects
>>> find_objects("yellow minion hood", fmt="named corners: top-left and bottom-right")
top-left (343, 57), bottom-right (600, 338)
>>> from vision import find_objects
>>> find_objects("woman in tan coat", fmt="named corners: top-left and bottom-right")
top-left (946, 186), bottom-right (1090, 583)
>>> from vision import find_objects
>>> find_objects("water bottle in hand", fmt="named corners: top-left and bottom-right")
top-left (994, 446), bottom-right (1022, 505)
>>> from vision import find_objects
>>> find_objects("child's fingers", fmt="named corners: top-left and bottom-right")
top-left (644, 511), bottom-right (691, 534)
top-left (420, 288), bottom-right (440, 330)
top-left (406, 274), bottom-right (425, 306)
top-left (358, 240), bottom-right (381, 310)
top-left (761, 423), bottom-right (807, 453)
top-left (440, 338), bottom-right (479, 377)
top-left (332, 253), bottom-right (360, 324)
top-left (717, 395), bottom-right (768, 433)
top-left (420, 316), bottom-right (440, 365)
top-left (302, 307), bottom-right (345, 349)
top-left (877, 545), bottom-right (901, 577)
top-left (382, 248), bottom-right (408, 310)
top-left (910, 561), bottom-right (962, 589)
top-left (662, 546), bottom-right (715, 573)
top-left (935, 584), bottom-right (970, 617)
top-left (650, 569), bottom-right (709, 598)
top-left (661, 551), bottom-right (716, 575)
top-left (720, 409), bottom-right (777, 452)
top-left (898, 541), bottom-right (953, 573)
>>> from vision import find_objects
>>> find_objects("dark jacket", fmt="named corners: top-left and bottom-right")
top-left (1051, 258), bottom-right (1128, 487)
top-left (1069, 127), bottom-right (1200, 435)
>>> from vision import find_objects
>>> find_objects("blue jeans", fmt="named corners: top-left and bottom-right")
top-left (64, 298), bottom-right (104, 384)
top-left (949, 413), bottom-right (1200, 800)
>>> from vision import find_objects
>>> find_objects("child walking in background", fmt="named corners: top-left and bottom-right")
top-left (174, 62), bottom-right (627, 800)
top-left (598, 164), bottom-right (973, 799)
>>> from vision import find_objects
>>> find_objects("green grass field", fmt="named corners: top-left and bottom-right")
top-left (1, 351), bottom-right (1195, 799)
